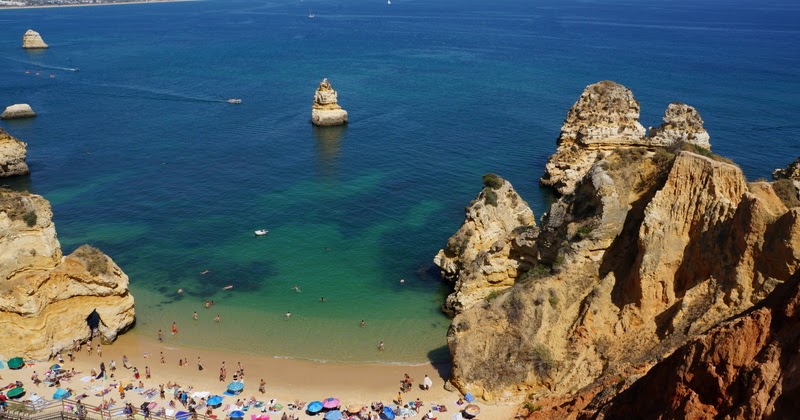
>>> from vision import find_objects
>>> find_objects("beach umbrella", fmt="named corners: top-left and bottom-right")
top-left (463, 404), bottom-right (480, 418)
top-left (322, 398), bottom-right (340, 409)
top-left (53, 388), bottom-right (70, 399)
top-left (208, 395), bottom-right (223, 407)
top-left (381, 406), bottom-right (396, 420)
top-left (50, 363), bottom-right (62, 370)
top-left (6, 387), bottom-right (25, 399)
top-left (227, 381), bottom-right (245, 392)
top-left (7, 357), bottom-right (24, 370)
top-left (324, 410), bottom-right (343, 420)
top-left (464, 392), bottom-right (475, 403)
top-left (307, 401), bottom-right (324, 414)
top-left (346, 404), bottom-right (363, 414)
top-left (230, 410), bottom-right (245, 419)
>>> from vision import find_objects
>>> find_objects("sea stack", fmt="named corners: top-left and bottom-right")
top-left (22, 29), bottom-right (48, 49)
top-left (311, 78), bottom-right (348, 127)
top-left (1, 104), bottom-right (36, 120)
top-left (0, 128), bottom-right (30, 177)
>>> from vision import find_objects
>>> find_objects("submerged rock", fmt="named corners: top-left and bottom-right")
top-left (311, 78), bottom-right (348, 127)
top-left (0, 190), bottom-right (134, 360)
top-left (0, 128), bottom-right (30, 177)
top-left (1, 104), bottom-right (36, 120)
top-left (22, 29), bottom-right (48, 49)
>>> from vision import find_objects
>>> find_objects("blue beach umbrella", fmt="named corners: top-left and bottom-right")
top-left (207, 396), bottom-right (223, 407)
top-left (50, 364), bottom-right (61, 370)
top-left (227, 381), bottom-right (245, 392)
top-left (306, 401), bottom-right (324, 414)
top-left (230, 410), bottom-right (245, 419)
top-left (381, 406), bottom-right (396, 420)
top-left (324, 410), bottom-right (343, 420)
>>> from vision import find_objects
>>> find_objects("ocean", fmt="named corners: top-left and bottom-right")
top-left (1, 0), bottom-right (798, 364)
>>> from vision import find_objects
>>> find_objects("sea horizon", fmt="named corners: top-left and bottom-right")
top-left (1, 0), bottom-right (799, 365)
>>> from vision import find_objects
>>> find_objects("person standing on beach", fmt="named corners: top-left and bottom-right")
top-left (360, 320), bottom-right (366, 328)
top-left (146, 366), bottom-right (151, 379)
top-left (237, 362), bottom-right (244, 378)
top-left (258, 379), bottom-right (265, 394)
top-left (172, 322), bottom-right (178, 335)
top-left (197, 357), bottom-right (204, 371)
top-left (158, 330), bottom-right (163, 342)
top-left (97, 344), bottom-right (102, 358)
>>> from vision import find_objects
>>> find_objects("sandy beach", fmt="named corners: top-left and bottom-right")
top-left (0, 332), bottom-right (517, 419)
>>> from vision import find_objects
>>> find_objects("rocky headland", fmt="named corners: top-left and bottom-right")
top-left (2, 103), bottom-right (37, 120)
top-left (0, 190), bottom-right (134, 360)
top-left (311, 78), bottom-right (348, 127)
top-left (22, 29), bottom-right (47, 49)
top-left (435, 80), bottom-right (800, 412)
top-left (0, 128), bottom-right (30, 177)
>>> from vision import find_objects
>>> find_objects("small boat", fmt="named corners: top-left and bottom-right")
top-left (308, 9), bottom-right (315, 18)
top-left (254, 229), bottom-right (269, 236)
top-left (227, 98), bottom-right (242, 104)
top-left (388, 0), bottom-right (391, 4)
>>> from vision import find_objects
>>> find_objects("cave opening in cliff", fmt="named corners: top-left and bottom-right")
top-left (86, 309), bottom-right (102, 333)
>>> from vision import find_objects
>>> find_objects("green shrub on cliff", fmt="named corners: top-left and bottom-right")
top-left (22, 210), bottom-right (37, 227)
top-left (773, 179), bottom-right (800, 208)
top-left (483, 189), bottom-right (498, 206)
top-left (74, 244), bottom-right (109, 276)
top-left (482, 173), bottom-right (504, 190)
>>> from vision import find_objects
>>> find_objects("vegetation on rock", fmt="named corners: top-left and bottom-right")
top-left (73, 244), bottom-right (110, 276)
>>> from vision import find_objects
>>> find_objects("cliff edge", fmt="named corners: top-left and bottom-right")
top-left (0, 190), bottom-right (134, 360)
top-left (0, 128), bottom-right (30, 177)
top-left (438, 81), bottom-right (800, 405)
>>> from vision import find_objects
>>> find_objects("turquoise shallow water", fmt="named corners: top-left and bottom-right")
top-left (1, 0), bottom-right (799, 364)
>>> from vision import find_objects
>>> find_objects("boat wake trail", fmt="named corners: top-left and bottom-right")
top-left (2, 56), bottom-right (79, 72)
top-left (73, 82), bottom-right (231, 104)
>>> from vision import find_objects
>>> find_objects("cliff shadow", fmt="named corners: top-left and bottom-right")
top-left (313, 125), bottom-right (347, 179)
top-left (426, 345), bottom-right (453, 380)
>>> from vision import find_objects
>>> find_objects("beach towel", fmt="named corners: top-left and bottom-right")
top-left (165, 409), bottom-right (175, 416)
top-left (148, 402), bottom-right (158, 410)
top-left (0, 360), bottom-right (5, 369)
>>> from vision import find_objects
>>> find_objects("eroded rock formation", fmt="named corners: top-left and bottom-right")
top-left (22, 29), bottom-right (48, 49)
top-left (0, 190), bottom-right (134, 360)
top-left (434, 174), bottom-right (536, 315)
top-left (0, 128), bottom-right (30, 177)
top-left (311, 78), bottom-right (348, 127)
top-left (1, 104), bottom-right (36, 120)
top-left (540, 81), bottom-right (710, 196)
top-left (440, 81), bottom-right (800, 405)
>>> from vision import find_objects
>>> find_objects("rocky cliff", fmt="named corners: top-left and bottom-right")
top-left (0, 128), bottom-right (30, 177)
top-left (1, 104), bottom-right (36, 120)
top-left (434, 174), bottom-right (536, 316)
top-left (311, 78), bottom-right (348, 127)
top-left (540, 81), bottom-right (710, 196)
top-left (439, 80), bottom-right (800, 404)
top-left (22, 29), bottom-right (47, 49)
top-left (0, 190), bottom-right (134, 360)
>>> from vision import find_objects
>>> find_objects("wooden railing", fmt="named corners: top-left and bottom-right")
top-left (2, 399), bottom-right (216, 420)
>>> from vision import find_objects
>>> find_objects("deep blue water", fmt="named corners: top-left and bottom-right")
top-left (1, 0), bottom-right (798, 363)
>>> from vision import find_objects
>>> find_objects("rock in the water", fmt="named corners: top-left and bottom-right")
top-left (0, 190), bottom-right (134, 360)
top-left (434, 174), bottom-right (536, 315)
top-left (22, 29), bottom-right (48, 49)
top-left (1, 104), bottom-right (36, 120)
top-left (0, 128), bottom-right (30, 177)
top-left (311, 78), bottom-right (348, 126)
top-left (648, 102), bottom-right (710, 149)
top-left (773, 156), bottom-right (800, 181)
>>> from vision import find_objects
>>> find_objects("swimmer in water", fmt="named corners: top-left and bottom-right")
top-left (201, 269), bottom-right (210, 275)
top-left (399, 279), bottom-right (405, 284)
top-left (285, 311), bottom-right (292, 320)
top-left (223, 285), bottom-right (234, 290)
top-left (291, 285), bottom-right (301, 293)
top-left (177, 288), bottom-right (184, 294)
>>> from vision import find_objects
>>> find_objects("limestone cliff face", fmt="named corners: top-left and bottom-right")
top-left (442, 82), bottom-right (799, 403)
top-left (433, 175), bottom-right (536, 315)
top-left (0, 128), bottom-right (30, 177)
top-left (311, 78), bottom-right (348, 127)
top-left (22, 29), bottom-right (48, 49)
top-left (1, 104), bottom-right (36, 120)
top-left (0, 190), bottom-right (134, 360)
top-left (540, 81), bottom-right (710, 196)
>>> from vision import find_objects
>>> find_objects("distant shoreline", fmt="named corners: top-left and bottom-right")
top-left (0, 0), bottom-right (196, 10)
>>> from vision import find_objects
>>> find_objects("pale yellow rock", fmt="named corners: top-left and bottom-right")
top-left (311, 78), bottom-right (348, 126)
top-left (22, 29), bottom-right (48, 49)
top-left (648, 102), bottom-right (710, 149)
top-left (0, 191), bottom-right (134, 360)
top-left (0, 128), bottom-right (29, 177)
top-left (433, 175), bottom-right (536, 315)
top-left (1, 104), bottom-right (36, 120)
